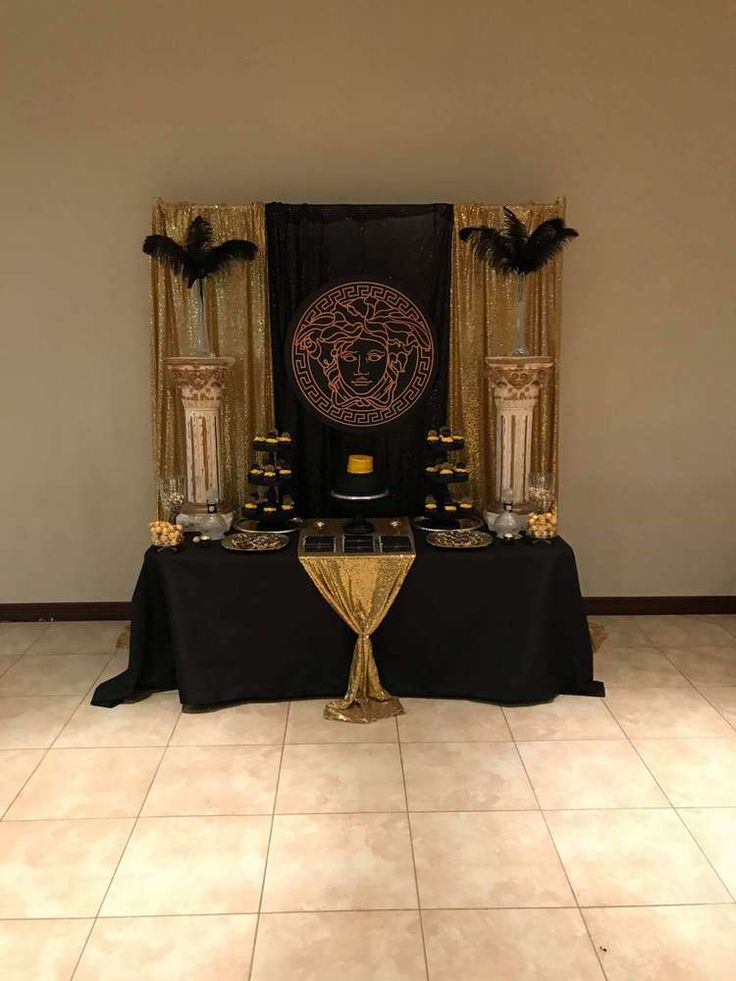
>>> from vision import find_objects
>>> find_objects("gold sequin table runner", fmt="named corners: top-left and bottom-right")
top-left (298, 518), bottom-right (415, 723)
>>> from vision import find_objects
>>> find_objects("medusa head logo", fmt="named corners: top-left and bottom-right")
top-left (287, 280), bottom-right (436, 430)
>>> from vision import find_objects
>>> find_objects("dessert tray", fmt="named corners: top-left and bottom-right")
top-left (221, 532), bottom-right (289, 552)
top-left (233, 516), bottom-right (302, 534)
top-left (426, 529), bottom-right (493, 549)
top-left (413, 515), bottom-right (484, 533)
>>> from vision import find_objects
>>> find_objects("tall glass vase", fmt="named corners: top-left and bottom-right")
top-left (510, 275), bottom-right (529, 357)
top-left (191, 279), bottom-right (215, 359)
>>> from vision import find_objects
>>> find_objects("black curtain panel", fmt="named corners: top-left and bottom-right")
top-left (266, 203), bottom-right (453, 516)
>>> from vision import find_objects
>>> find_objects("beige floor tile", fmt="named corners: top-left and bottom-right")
top-left (0, 654), bottom-right (112, 696)
top-left (583, 905), bottom-right (736, 981)
top-left (252, 911), bottom-right (426, 981)
top-left (142, 745), bottom-right (281, 816)
top-left (402, 742), bottom-right (537, 811)
top-left (634, 737), bottom-right (736, 806)
top-left (262, 813), bottom-right (417, 911)
top-left (518, 740), bottom-right (667, 809)
top-left (6, 747), bottom-right (163, 819)
top-left (398, 698), bottom-right (511, 742)
top-left (0, 818), bottom-right (133, 917)
top-left (503, 695), bottom-right (623, 741)
top-left (423, 908), bottom-right (604, 981)
top-left (0, 748), bottom-right (44, 815)
top-left (411, 810), bottom-right (573, 908)
top-left (662, 645), bottom-right (736, 686)
top-left (0, 654), bottom-right (20, 678)
top-left (592, 617), bottom-right (653, 650)
top-left (0, 919), bottom-right (92, 981)
top-left (170, 701), bottom-right (287, 746)
top-left (276, 743), bottom-right (405, 813)
top-left (679, 808), bottom-right (736, 897)
top-left (91, 652), bottom-right (129, 686)
top-left (55, 692), bottom-right (181, 748)
top-left (29, 621), bottom-right (126, 655)
top-left (74, 914), bottom-right (257, 981)
top-left (704, 614), bottom-right (736, 638)
top-left (545, 808), bottom-right (730, 905)
top-left (102, 815), bottom-right (271, 915)
top-left (286, 698), bottom-right (398, 743)
top-left (604, 687), bottom-right (733, 738)
top-left (0, 696), bottom-right (80, 749)
top-left (700, 686), bottom-right (736, 729)
top-left (594, 648), bottom-right (687, 687)
top-left (0, 622), bottom-right (50, 657)
top-left (638, 615), bottom-right (735, 647)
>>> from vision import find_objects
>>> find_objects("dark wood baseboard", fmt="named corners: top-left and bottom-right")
top-left (0, 603), bottom-right (132, 622)
top-left (1, 597), bottom-right (734, 622)
top-left (584, 596), bottom-right (736, 616)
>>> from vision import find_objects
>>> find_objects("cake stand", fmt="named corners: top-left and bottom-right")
top-left (330, 488), bottom-right (389, 535)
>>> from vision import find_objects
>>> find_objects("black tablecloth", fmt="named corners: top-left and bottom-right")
top-left (92, 534), bottom-right (603, 708)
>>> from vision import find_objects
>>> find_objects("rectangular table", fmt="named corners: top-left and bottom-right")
top-left (93, 532), bottom-right (603, 708)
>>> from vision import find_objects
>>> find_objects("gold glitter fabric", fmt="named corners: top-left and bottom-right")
top-left (449, 200), bottom-right (566, 508)
top-left (150, 199), bottom-right (274, 512)
top-left (298, 521), bottom-right (414, 723)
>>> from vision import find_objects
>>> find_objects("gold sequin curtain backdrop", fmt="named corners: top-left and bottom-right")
top-left (449, 200), bottom-right (566, 507)
top-left (150, 199), bottom-right (274, 510)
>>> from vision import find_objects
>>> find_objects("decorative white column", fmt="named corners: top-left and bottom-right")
top-left (166, 357), bottom-right (234, 510)
top-left (485, 356), bottom-right (554, 508)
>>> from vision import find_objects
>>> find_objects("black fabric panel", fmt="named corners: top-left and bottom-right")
top-left (91, 537), bottom-right (604, 709)
top-left (265, 203), bottom-right (453, 516)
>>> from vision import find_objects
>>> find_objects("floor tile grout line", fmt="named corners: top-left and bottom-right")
top-left (7, 622), bottom-right (52, 658)
top-left (654, 642), bottom-right (736, 702)
top-left (0, 652), bottom-right (119, 820)
top-left (510, 728), bottom-right (611, 979)
top-left (603, 668), bottom-right (736, 900)
top-left (396, 715), bottom-right (431, 981)
top-left (246, 700), bottom-right (290, 981)
top-left (598, 696), bottom-right (736, 904)
top-left (13, 801), bottom-right (736, 824)
top-left (695, 689), bottom-right (736, 734)
top-left (1, 900), bottom-right (735, 924)
top-left (68, 680), bottom-right (181, 979)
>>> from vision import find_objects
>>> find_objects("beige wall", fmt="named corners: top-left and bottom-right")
top-left (1, 0), bottom-right (734, 601)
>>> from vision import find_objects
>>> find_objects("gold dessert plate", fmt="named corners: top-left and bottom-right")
top-left (426, 530), bottom-right (493, 549)
top-left (222, 533), bottom-right (289, 552)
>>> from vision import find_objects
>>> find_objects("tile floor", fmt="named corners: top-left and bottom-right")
top-left (0, 615), bottom-right (736, 978)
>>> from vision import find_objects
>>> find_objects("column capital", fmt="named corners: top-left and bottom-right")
top-left (166, 357), bottom-right (234, 401)
top-left (485, 356), bottom-right (554, 401)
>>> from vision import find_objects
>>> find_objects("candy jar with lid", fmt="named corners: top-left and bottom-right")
top-left (198, 494), bottom-right (229, 540)
top-left (493, 487), bottom-right (519, 541)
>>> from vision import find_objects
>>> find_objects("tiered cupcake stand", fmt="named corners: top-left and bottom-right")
top-left (235, 431), bottom-right (300, 533)
top-left (415, 428), bottom-right (482, 531)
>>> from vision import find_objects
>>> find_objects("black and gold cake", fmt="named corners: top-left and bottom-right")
top-left (334, 455), bottom-right (384, 496)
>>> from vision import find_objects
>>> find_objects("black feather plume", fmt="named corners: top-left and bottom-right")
top-left (204, 239), bottom-right (258, 277)
top-left (459, 209), bottom-right (578, 276)
top-left (503, 207), bottom-right (528, 256)
top-left (522, 218), bottom-right (578, 272)
top-left (467, 228), bottom-right (515, 271)
top-left (185, 215), bottom-right (213, 255)
top-left (142, 215), bottom-right (258, 288)
top-left (458, 226), bottom-right (487, 241)
top-left (142, 235), bottom-right (188, 278)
